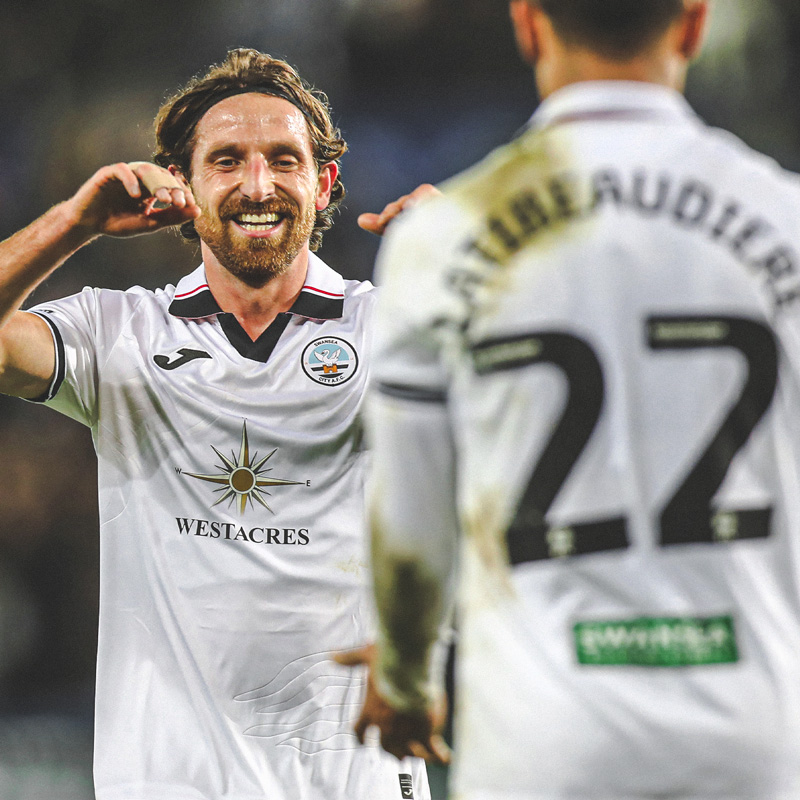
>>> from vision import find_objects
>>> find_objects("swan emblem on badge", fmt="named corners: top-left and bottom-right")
top-left (301, 337), bottom-right (358, 386)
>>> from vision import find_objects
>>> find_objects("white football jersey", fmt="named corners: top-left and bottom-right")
top-left (370, 82), bottom-right (800, 800)
top-left (27, 253), bottom-right (429, 800)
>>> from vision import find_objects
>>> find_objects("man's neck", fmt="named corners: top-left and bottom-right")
top-left (203, 247), bottom-right (310, 341)
top-left (537, 47), bottom-right (687, 100)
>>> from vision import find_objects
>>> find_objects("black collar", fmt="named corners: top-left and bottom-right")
top-left (168, 258), bottom-right (346, 322)
top-left (166, 258), bottom-right (346, 363)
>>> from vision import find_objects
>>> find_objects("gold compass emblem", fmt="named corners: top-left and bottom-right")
top-left (183, 421), bottom-right (303, 514)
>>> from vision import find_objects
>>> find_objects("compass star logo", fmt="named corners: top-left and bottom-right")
top-left (183, 422), bottom-right (303, 514)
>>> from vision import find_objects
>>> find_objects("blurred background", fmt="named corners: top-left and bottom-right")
top-left (1, 0), bottom-right (799, 796)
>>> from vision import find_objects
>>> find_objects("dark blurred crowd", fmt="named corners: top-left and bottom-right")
top-left (1, 0), bottom-right (800, 796)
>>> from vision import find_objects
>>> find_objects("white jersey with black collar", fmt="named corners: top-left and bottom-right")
top-left (369, 82), bottom-right (800, 799)
top-left (26, 252), bottom-right (429, 800)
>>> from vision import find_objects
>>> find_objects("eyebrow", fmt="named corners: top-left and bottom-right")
top-left (202, 141), bottom-right (310, 162)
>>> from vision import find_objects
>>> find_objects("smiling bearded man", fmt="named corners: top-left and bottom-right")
top-left (0, 48), bottom-right (431, 800)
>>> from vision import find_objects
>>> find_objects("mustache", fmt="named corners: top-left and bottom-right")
top-left (220, 198), bottom-right (297, 219)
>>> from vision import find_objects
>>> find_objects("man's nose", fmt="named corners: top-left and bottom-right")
top-left (240, 157), bottom-right (276, 202)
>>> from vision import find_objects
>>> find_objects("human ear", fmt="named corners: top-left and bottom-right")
top-left (316, 162), bottom-right (338, 211)
top-left (678, 1), bottom-right (710, 60)
top-left (509, 0), bottom-right (540, 66)
top-left (168, 164), bottom-right (192, 188)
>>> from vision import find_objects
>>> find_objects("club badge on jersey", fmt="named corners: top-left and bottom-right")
top-left (302, 336), bottom-right (359, 386)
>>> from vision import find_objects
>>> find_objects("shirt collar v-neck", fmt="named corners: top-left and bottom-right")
top-left (167, 253), bottom-right (346, 363)
top-left (168, 252), bottom-right (345, 321)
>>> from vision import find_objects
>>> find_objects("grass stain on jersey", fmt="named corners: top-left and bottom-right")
top-left (462, 487), bottom-right (517, 601)
top-left (443, 124), bottom-right (592, 270)
top-left (371, 513), bottom-right (446, 711)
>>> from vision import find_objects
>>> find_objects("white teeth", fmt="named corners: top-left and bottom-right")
top-left (237, 213), bottom-right (280, 224)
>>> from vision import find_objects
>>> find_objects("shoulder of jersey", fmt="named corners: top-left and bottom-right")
top-left (707, 121), bottom-right (800, 188)
top-left (340, 277), bottom-right (377, 315)
top-left (75, 284), bottom-right (193, 336)
top-left (96, 282), bottom-right (195, 313)
top-left (77, 283), bottom-right (171, 303)
top-left (118, 283), bottom-right (177, 317)
top-left (342, 277), bottom-right (375, 298)
top-left (379, 137), bottom-right (536, 257)
top-left (386, 181), bottom-right (476, 248)
top-left (683, 122), bottom-right (800, 238)
top-left (703, 121), bottom-right (795, 176)
top-left (68, 283), bottom-right (166, 315)
top-left (440, 127), bottom-right (547, 208)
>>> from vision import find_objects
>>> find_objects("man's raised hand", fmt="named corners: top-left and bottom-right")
top-left (67, 161), bottom-right (200, 238)
top-left (358, 183), bottom-right (440, 237)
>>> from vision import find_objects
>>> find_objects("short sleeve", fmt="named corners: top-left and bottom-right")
top-left (24, 288), bottom-right (101, 427)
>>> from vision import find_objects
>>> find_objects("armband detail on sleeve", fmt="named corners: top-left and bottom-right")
top-left (26, 311), bottom-right (66, 402)
top-left (377, 382), bottom-right (447, 404)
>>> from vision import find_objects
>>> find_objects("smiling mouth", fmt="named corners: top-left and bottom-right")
top-left (232, 212), bottom-right (286, 232)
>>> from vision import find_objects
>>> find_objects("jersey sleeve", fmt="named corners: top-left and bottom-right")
top-left (366, 384), bottom-right (459, 710)
top-left (370, 200), bottom-right (470, 397)
top-left (24, 288), bottom-right (103, 427)
top-left (367, 203), bottom-right (464, 708)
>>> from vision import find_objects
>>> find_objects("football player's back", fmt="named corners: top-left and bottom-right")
top-left (356, 2), bottom-right (800, 798)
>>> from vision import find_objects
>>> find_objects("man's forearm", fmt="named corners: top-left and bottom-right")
top-left (372, 543), bottom-right (448, 712)
top-left (0, 159), bottom-right (197, 330)
top-left (0, 200), bottom-right (93, 328)
top-left (367, 393), bottom-right (459, 711)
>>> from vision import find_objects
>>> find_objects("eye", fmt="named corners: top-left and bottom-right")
top-left (273, 157), bottom-right (299, 170)
top-left (214, 157), bottom-right (239, 169)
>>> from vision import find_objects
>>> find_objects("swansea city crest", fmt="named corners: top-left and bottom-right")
top-left (301, 336), bottom-right (359, 386)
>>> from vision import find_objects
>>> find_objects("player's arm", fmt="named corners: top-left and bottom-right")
top-left (338, 389), bottom-right (458, 764)
top-left (0, 162), bottom-right (199, 398)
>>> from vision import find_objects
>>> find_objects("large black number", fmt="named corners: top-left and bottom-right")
top-left (648, 316), bottom-right (778, 546)
top-left (472, 333), bottom-right (628, 565)
top-left (472, 315), bottom-right (779, 566)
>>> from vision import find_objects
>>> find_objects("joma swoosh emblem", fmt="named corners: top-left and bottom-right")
top-left (153, 348), bottom-right (212, 370)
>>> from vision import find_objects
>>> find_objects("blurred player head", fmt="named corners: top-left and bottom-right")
top-left (511, 0), bottom-right (708, 96)
top-left (154, 48), bottom-right (346, 258)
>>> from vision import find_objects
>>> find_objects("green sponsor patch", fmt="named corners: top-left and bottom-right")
top-left (574, 615), bottom-right (738, 666)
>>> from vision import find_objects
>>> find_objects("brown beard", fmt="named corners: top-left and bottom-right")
top-left (194, 196), bottom-right (316, 288)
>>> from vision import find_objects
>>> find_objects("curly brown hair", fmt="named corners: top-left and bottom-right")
top-left (535, 0), bottom-right (684, 60)
top-left (153, 48), bottom-right (347, 252)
